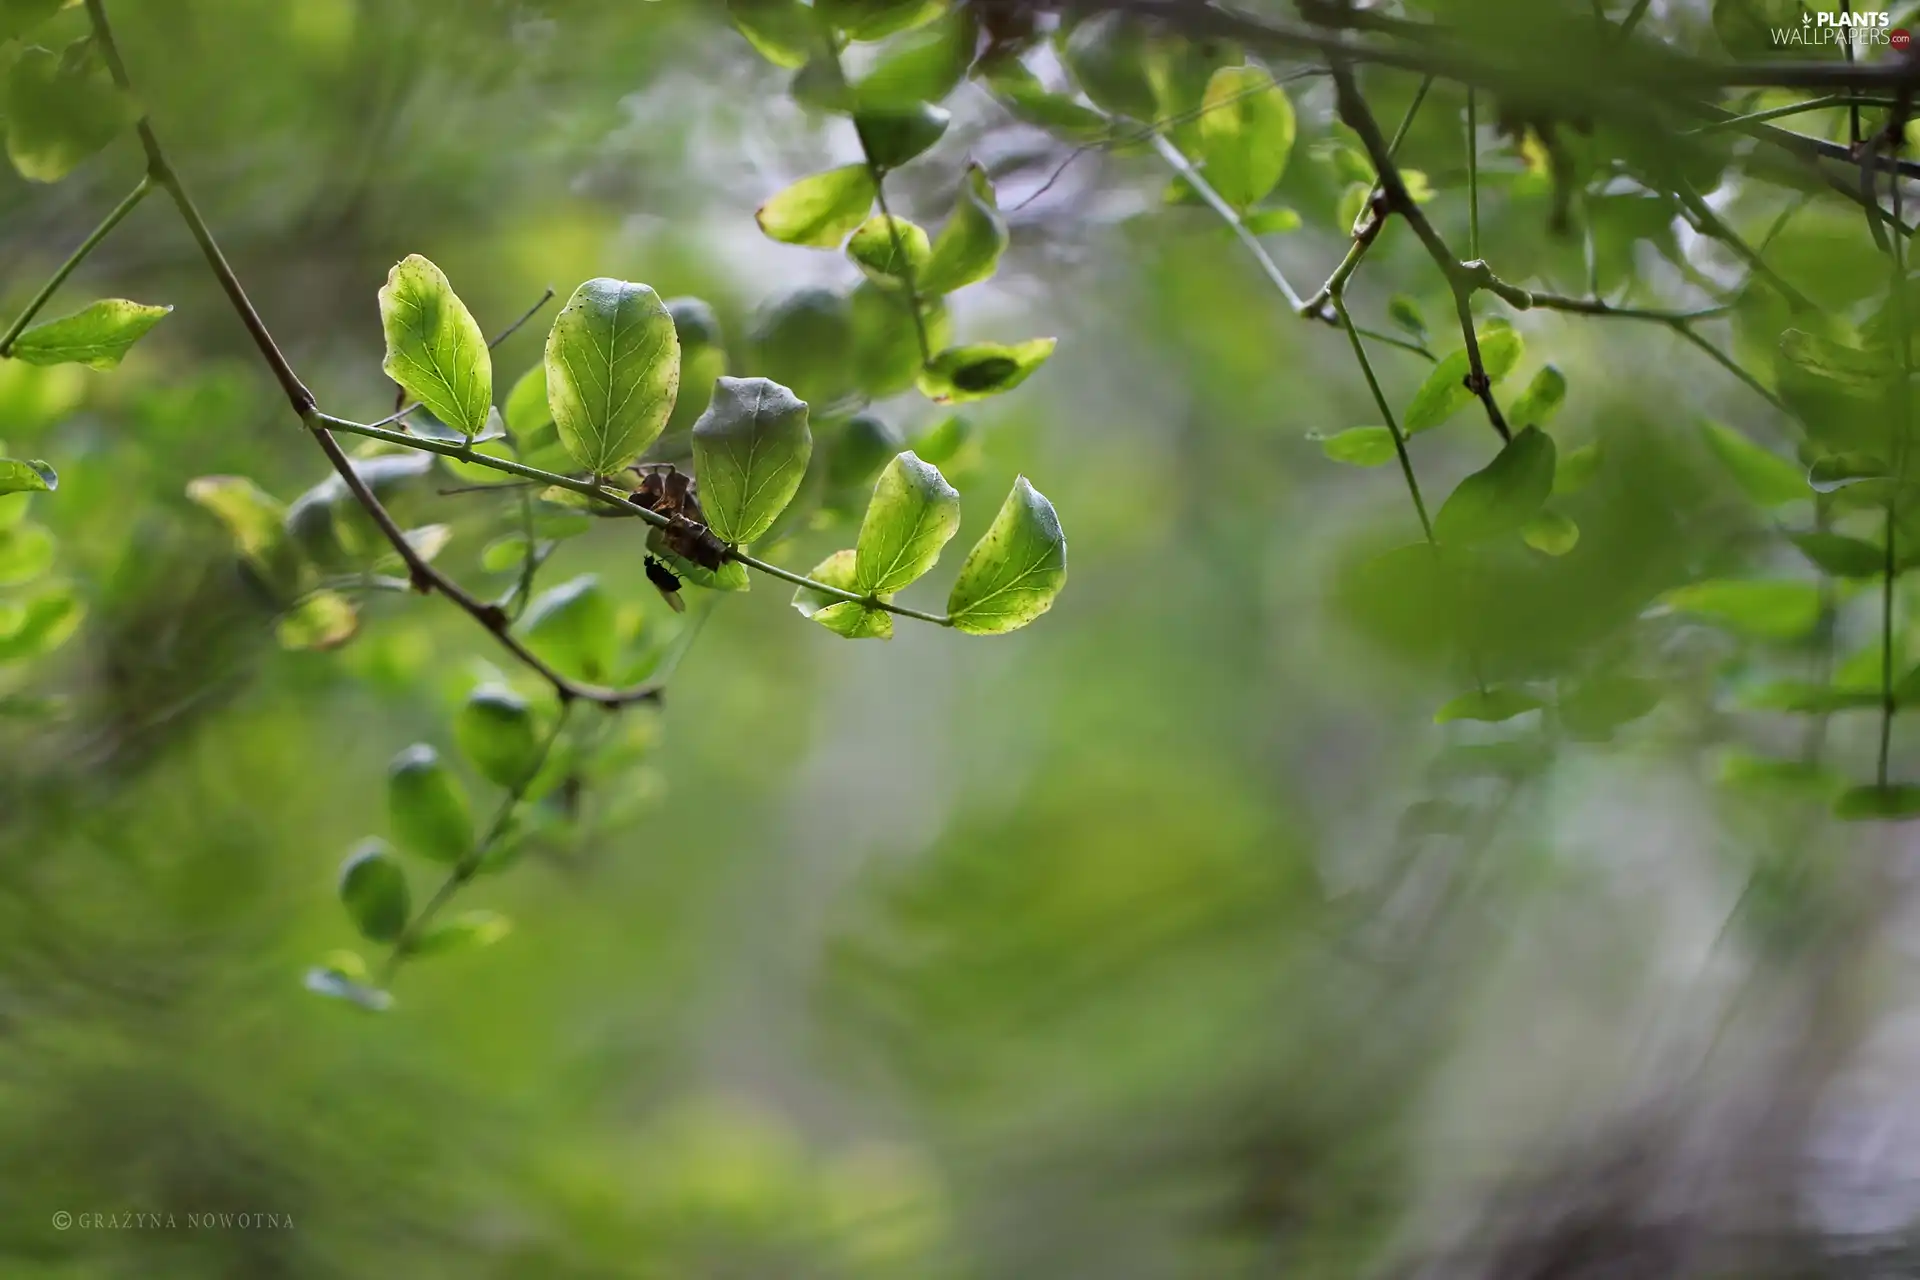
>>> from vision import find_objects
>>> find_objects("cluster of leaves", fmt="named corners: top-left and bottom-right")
top-left (0, 0), bottom-right (1081, 1007)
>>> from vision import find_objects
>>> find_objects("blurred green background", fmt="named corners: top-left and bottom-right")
top-left (0, 1), bottom-right (1914, 1276)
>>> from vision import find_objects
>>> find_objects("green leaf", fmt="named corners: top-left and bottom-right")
top-left (9, 299), bottom-right (170, 370)
top-left (0, 581), bottom-right (79, 662)
top-left (504, 364), bottom-right (552, 437)
top-left (846, 214), bottom-right (932, 287)
top-left (412, 909), bottom-right (512, 958)
top-left (978, 57), bottom-right (1108, 143)
top-left (756, 165), bottom-right (877, 248)
top-left (1241, 208), bottom-right (1302, 235)
top-left (4, 42), bottom-right (134, 183)
top-left (456, 684), bottom-right (540, 789)
top-left (1507, 365), bottom-right (1567, 429)
top-left (1738, 681), bottom-right (1881, 713)
top-left (1788, 531), bottom-right (1884, 577)
top-left (1716, 749), bottom-right (1841, 797)
top-left (756, 287), bottom-right (856, 407)
top-left (377, 255), bottom-right (491, 435)
top-left (1663, 579), bottom-right (1821, 640)
top-left (1558, 673), bottom-right (1661, 739)
top-left (666, 297), bottom-right (730, 436)
top-left (1808, 452), bottom-right (1888, 490)
top-left (185, 475), bottom-right (285, 566)
top-left (819, 0), bottom-right (942, 40)
top-left (1434, 687), bottom-right (1544, 724)
top-left (850, 282), bottom-right (947, 398)
top-left (1060, 11), bottom-right (1158, 120)
top-left (853, 4), bottom-right (976, 107)
top-left (1433, 426), bottom-right (1556, 545)
top-left (0, 522), bottom-right (52, 585)
top-left (338, 840), bottom-right (410, 944)
top-left (0, 0), bottom-right (65, 43)
top-left (1553, 440), bottom-right (1602, 496)
top-left (520, 575), bottom-right (617, 682)
top-left (828, 413), bottom-right (903, 491)
top-left (0, 458), bottom-right (56, 494)
top-left (793, 548), bottom-right (893, 639)
top-left (545, 278), bottom-right (680, 476)
top-left (1699, 420), bottom-right (1807, 506)
top-left (1196, 65), bottom-right (1295, 211)
top-left (1834, 784), bottom-right (1920, 821)
top-left (1311, 426), bottom-right (1396, 467)
top-left (726, 0), bottom-right (814, 67)
top-left (1521, 508), bottom-right (1580, 556)
top-left (917, 339), bottom-right (1055, 404)
top-left (919, 165), bottom-right (1010, 295)
top-left (947, 477), bottom-right (1067, 634)
top-left (1387, 295), bottom-right (1427, 340)
top-left (855, 451), bottom-right (961, 593)
top-left (277, 590), bottom-right (358, 651)
top-left (855, 103), bottom-right (950, 168)
top-left (387, 745), bottom-right (473, 866)
top-left (1403, 328), bottom-right (1525, 435)
top-left (691, 376), bottom-right (813, 546)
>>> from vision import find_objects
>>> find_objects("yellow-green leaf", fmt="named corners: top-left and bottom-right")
top-left (947, 477), bottom-right (1067, 634)
top-left (756, 165), bottom-right (877, 248)
top-left (10, 299), bottom-right (169, 370)
top-left (379, 255), bottom-right (492, 435)
top-left (1197, 65), bottom-right (1295, 211)
top-left (855, 451), bottom-right (960, 593)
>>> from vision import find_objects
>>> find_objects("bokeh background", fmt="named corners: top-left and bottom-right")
top-left (0, 0), bottom-right (1916, 1276)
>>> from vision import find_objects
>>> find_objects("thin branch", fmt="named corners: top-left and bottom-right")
top-left (315, 412), bottom-right (956, 626)
top-left (1148, 132), bottom-right (1305, 311)
top-left (1333, 293), bottom-right (1433, 544)
top-left (1329, 58), bottom-right (1509, 441)
top-left (0, 174), bottom-right (152, 354)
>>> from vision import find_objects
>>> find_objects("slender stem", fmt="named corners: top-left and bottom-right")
top-left (1881, 167), bottom-right (1910, 787)
top-left (1148, 133), bottom-right (1305, 311)
top-left (0, 175), bottom-right (152, 354)
top-left (316, 412), bottom-right (955, 626)
top-left (1334, 293), bottom-right (1433, 544)
top-left (1301, 75), bottom-right (1433, 317)
top-left (381, 700), bottom-right (576, 986)
top-left (1330, 59), bottom-right (1509, 441)
top-left (1466, 89), bottom-right (1480, 261)
top-left (1689, 94), bottom-right (1899, 135)
top-left (1618, 0), bottom-right (1653, 36)
top-left (1678, 181), bottom-right (1818, 313)
top-left (1665, 323), bottom-right (1790, 417)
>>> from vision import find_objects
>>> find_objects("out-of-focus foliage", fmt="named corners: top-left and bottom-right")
top-left (4, 0), bottom-right (1920, 1276)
